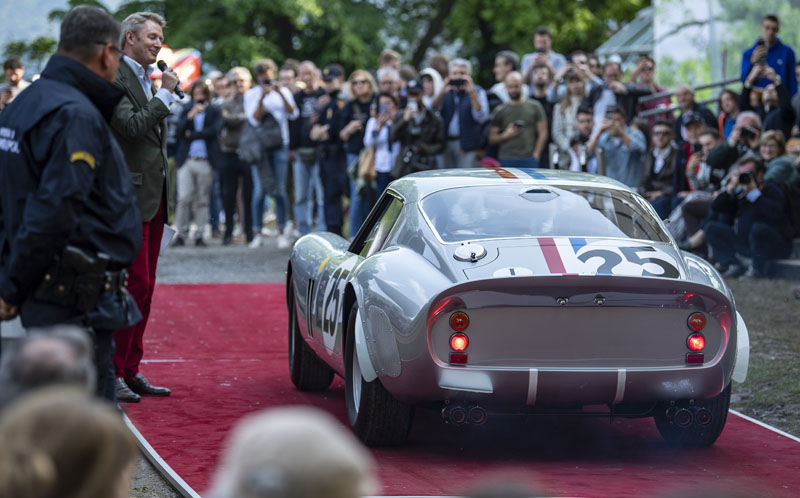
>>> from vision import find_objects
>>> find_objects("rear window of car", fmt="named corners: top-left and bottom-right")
top-left (420, 184), bottom-right (670, 243)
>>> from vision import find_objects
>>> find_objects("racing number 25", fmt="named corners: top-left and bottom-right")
top-left (577, 246), bottom-right (679, 278)
top-left (321, 267), bottom-right (350, 336)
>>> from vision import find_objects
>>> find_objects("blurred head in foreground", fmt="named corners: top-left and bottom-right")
top-left (0, 388), bottom-right (138, 498)
top-left (209, 406), bottom-right (376, 498)
top-left (0, 326), bottom-right (96, 409)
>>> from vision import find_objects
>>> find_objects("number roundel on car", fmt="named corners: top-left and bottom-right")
top-left (569, 239), bottom-right (680, 278)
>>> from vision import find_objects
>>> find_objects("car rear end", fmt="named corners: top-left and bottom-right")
top-left (383, 275), bottom-right (736, 412)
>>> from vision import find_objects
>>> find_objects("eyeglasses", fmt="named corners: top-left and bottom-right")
top-left (95, 40), bottom-right (122, 56)
top-left (652, 130), bottom-right (671, 136)
top-left (641, 66), bottom-right (655, 72)
top-left (353, 80), bottom-right (369, 85)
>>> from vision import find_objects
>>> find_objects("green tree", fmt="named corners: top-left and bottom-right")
top-left (442, 0), bottom-right (648, 83)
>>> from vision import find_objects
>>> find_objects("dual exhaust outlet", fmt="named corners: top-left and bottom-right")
top-left (669, 406), bottom-right (714, 428)
top-left (442, 403), bottom-right (487, 426)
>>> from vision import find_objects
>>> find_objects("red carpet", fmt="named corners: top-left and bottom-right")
top-left (124, 283), bottom-right (800, 497)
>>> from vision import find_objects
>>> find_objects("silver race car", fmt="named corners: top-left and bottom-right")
top-left (286, 168), bottom-right (749, 447)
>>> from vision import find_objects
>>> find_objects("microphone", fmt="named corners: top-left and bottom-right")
top-left (156, 60), bottom-right (185, 99)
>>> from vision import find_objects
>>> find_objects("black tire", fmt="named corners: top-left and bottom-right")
top-left (344, 304), bottom-right (414, 446)
top-left (288, 282), bottom-right (334, 391)
top-left (654, 384), bottom-right (731, 448)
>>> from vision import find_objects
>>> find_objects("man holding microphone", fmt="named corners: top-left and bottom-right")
top-left (110, 11), bottom-right (180, 402)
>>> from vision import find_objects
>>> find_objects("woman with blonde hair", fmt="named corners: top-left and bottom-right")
top-left (551, 71), bottom-right (585, 169)
top-left (340, 69), bottom-right (378, 237)
top-left (0, 388), bottom-right (139, 498)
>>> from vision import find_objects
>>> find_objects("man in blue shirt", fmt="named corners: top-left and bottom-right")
top-left (740, 14), bottom-right (797, 97)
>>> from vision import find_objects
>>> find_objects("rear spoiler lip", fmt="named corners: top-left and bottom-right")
top-left (428, 274), bottom-right (733, 317)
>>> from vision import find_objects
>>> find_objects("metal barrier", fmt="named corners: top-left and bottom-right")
top-left (636, 76), bottom-right (742, 119)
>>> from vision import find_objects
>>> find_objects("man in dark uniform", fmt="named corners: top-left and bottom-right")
top-left (310, 64), bottom-right (348, 236)
top-left (0, 6), bottom-right (143, 402)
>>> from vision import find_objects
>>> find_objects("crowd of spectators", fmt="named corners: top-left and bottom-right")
top-left (1, 7), bottom-right (800, 496)
top-left (8, 13), bottom-right (798, 277)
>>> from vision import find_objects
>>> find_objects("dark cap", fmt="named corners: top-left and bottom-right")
top-left (682, 111), bottom-right (703, 127)
top-left (406, 79), bottom-right (422, 94)
top-left (322, 65), bottom-right (343, 81)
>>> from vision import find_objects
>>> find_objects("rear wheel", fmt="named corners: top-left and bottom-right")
top-left (654, 384), bottom-right (731, 448)
top-left (288, 282), bottom-right (334, 391)
top-left (344, 304), bottom-right (414, 446)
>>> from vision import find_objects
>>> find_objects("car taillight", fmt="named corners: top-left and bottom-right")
top-left (450, 312), bottom-right (469, 331)
top-left (687, 312), bottom-right (706, 332)
top-left (687, 333), bottom-right (705, 351)
top-left (450, 333), bottom-right (468, 351)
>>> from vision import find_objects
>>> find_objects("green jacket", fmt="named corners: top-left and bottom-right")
top-left (110, 61), bottom-right (171, 222)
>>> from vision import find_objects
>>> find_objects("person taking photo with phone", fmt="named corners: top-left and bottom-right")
top-left (740, 14), bottom-right (797, 98)
top-left (488, 71), bottom-right (547, 168)
top-left (390, 79), bottom-right (445, 179)
top-left (433, 58), bottom-right (489, 169)
top-left (173, 80), bottom-right (222, 247)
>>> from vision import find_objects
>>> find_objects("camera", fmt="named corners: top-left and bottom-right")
top-left (740, 127), bottom-right (756, 141)
top-left (259, 79), bottom-right (273, 86)
top-left (451, 79), bottom-right (465, 88)
top-left (739, 172), bottom-right (752, 185)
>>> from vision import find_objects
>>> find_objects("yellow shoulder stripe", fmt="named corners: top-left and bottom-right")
top-left (70, 151), bottom-right (96, 170)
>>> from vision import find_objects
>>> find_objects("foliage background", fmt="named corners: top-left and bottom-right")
top-left (3, 0), bottom-right (647, 85)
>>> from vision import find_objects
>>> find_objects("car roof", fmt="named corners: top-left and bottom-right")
top-left (388, 168), bottom-right (631, 201)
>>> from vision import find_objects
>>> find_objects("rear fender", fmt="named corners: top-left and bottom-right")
top-left (353, 247), bottom-right (454, 378)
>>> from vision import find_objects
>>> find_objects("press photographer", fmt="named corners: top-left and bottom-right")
top-left (389, 79), bottom-right (445, 179)
top-left (705, 155), bottom-right (794, 278)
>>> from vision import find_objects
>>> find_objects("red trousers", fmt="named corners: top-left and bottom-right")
top-left (114, 198), bottom-right (165, 378)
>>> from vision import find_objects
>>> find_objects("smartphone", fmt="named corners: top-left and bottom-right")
top-left (513, 120), bottom-right (525, 128)
top-left (755, 39), bottom-right (766, 65)
top-left (407, 100), bottom-right (418, 112)
top-left (378, 103), bottom-right (389, 114)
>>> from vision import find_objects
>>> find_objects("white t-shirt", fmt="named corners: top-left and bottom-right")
top-left (243, 86), bottom-right (299, 146)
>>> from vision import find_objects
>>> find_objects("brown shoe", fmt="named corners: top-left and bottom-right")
top-left (116, 377), bottom-right (141, 403)
top-left (125, 373), bottom-right (171, 396)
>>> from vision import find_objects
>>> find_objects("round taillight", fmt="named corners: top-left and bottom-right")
top-left (450, 312), bottom-right (469, 331)
top-left (450, 333), bottom-right (469, 351)
top-left (687, 312), bottom-right (706, 332)
top-left (687, 333), bottom-right (706, 351)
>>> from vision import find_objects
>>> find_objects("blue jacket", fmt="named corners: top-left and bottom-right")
top-left (175, 101), bottom-right (223, 168)
top-left (0, 55), bottom-right (142, 327)
top-left (741, 38), bottom-right (797, 97)
top-left (439, 89), bottom-right (486, 152)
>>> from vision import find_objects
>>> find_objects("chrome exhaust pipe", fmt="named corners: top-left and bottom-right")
top-left (694, 408), bottom-right (713, 426)
top-left (468, 405), bottom-right (487, 425)
top-left (442, 405), bottom-right (468, 426)
top-left (673, 408), bottom-right (694, 428)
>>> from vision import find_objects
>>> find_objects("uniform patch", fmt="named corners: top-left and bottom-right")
top-left (70, 151), bottom-right (96, 169)
top-left (0, 127), bottom-right (20, 153)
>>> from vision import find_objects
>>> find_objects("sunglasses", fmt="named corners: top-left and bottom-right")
top-left (652, 130), bottom-right (671, 136)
